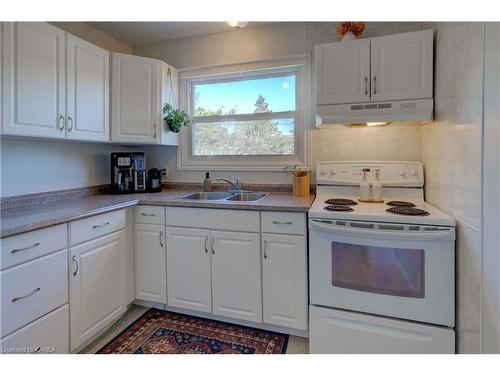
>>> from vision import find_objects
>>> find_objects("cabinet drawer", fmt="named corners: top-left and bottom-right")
top-left (134, 205), bottom-right (165, 225)
top-left (1, 250), bottom-right (68, 338)
top-left (262, 212), bottom-right (306, 235)
top-left (69, 209), bottom-right (125, 246)
top-left (1, 224), bottom-right (67, 270)
top-left (166, 207), bottom-right (260, 232)
top-left (0, 304), bottom-right (69, 354)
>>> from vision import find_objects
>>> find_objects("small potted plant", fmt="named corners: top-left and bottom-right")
top-left (283, 165), bottom-right (310, 197)
top-left (163, 103), bottom-right (190, 133)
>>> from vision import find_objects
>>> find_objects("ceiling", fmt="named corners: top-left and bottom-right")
top-left (87, 22), bottom-right (265, 47)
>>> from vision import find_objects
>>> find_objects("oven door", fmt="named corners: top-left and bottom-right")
top-left (309, 218), bottom-right (455, 327)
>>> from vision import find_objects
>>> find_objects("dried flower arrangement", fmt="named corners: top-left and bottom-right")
top-left (336, 22), bottom-right (366, 40)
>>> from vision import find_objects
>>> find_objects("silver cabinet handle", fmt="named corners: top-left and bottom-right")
top-left (373, 76), bottom-right (377, 95)
top-left (11, 242), bottom-right (40, 254)
top-left (72, 255), bottom-right (79, 276)
top-left (204, 236), bottom-right (209, 253)
top-left (263, 240), bottom-right (268, 259)
top-left (364, 76), bottom-right (368, 96)
top-left (67, 115), bottom-right (73, 131)
top-left (211, 237), bottom-right (215, 255)
top-left (92, 221), bottom-right (109, 229)
top-left (12, 287), bottom-right (41, 303)
top-left (141, 213), bottom-right (156, 217)
top-left (272, 221), bottom-right (293, 225)
top-left (58, 114), bottom-right (65, 131)
top-left (159, 231), bottom-right (164, 247)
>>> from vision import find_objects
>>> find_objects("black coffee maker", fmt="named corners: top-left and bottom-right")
top-left (111, 153), bottom-right (146, 194)
top-left (147, 168), bottom-right (162, 193)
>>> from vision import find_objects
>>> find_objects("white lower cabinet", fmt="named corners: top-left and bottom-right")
top-left (166, 227), bottom-right (212, 313)
top-left (0, 304), bottom-right (69, 354)
top-left (69, 230), bottom-right (126, 351)
top-left (134, 223), bottom-right (166, 304)
top-left (262, 234), bottom-right (308, 330)
top-left (211, 231), bottom-right (262, 323)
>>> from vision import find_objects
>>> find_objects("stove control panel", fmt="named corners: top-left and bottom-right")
top-left (316, 161), bottom-right (424, 187)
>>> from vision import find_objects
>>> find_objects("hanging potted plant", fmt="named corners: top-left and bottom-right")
top-left (163, 103), bottom-right (191, 133)
top-left (283, 165), bottom-right (310, 197)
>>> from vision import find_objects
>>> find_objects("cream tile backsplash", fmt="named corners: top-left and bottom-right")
top-left (422, 22), bottom-right (484, 353)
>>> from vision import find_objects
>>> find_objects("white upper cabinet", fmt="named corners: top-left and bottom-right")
top-left (315, 30), bottom-right (433, 106)
top-left (66, 34), bottom-right (109, 142)
top-left (370, 30), bottom-right (433, 101)
top-left (2, 22), bottom-right (66, 138)
top-left (110, 53), bottom-right (179, 145)
top-left (1, 22), bottom-right (110, 142)
top-left (111, 53), bottom-right (159, 144)
top-left (211, 231), bottom-right (262, 323)
top-left (315, 38), bottom-right (371, 105)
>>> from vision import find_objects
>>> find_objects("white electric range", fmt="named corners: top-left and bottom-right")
top-left (308, 161), bottom-right (456, 354)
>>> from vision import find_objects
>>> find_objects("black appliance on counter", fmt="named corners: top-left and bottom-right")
top-left (147, 168), bottom-right (162, 193)
top-left (111, 152), bottom-right (146, 194)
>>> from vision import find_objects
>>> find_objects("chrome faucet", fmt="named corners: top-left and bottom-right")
top-left (216, 175), bottom-right (243, 192)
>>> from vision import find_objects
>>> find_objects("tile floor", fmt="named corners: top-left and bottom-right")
top-left (80, 304), bottom-right (309, 354)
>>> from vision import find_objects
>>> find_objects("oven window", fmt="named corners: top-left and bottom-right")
top-left (331, 242), bottom-right (425, 298)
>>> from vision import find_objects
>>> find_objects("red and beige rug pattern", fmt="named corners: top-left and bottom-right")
top-left (98, 309), bottom-right (289, 354)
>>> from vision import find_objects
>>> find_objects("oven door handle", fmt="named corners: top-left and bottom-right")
top-left (309, 219), bottom-right (454, 240)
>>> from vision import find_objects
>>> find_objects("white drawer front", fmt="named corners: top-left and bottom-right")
top-left (1, 224), bottom-right (67, 270)
top-left (166, 207), bottom-right (260, 232)
top-left (0, 304), bottom-right (69, 354)
top-left (134, 205), bottom-right (165, 225)
top-left (1, 250), bottom-right (68, 338)
top-left (69, 209), bottom-right (125, 246)
top-left (262, 212), bottom-right (306, 235)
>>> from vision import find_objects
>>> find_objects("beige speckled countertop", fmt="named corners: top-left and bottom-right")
top-left (1, 189), bottom-right (314, 238)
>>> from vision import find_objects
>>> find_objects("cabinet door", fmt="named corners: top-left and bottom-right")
top-left (134, 223), bottom-right (166, 304)
top-left (66, 34), bottom-right (109, 142)
top-left (166, 227), bottom-right (211, 313)
top-left (159, 62), bottom-right (179, 146)
top-left (371, 30), bottom-right (433, 101)
top-left (69, 230), bottom-right (126, 351)
top-left (315, 38), bottom-right (370, 105)
top-left (262, 234), bottom-right (307, 330)
top-left (111, 53), bottom-right (159, 144)
top-left (2, 22), bottom-right (66, 138)
top-left (211, 231), bottom-right (262, 323)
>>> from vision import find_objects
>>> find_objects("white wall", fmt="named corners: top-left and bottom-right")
top-left (136, 22), bottom-right (424, 185)
top-left (422, 22), bottom-right (484, 353)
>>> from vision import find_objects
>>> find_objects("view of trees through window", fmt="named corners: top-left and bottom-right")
top-left (191, 75), bottom-right (296, 156)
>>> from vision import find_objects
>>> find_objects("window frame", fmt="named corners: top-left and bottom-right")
top-left (177, 56), bottom-right (311, 171)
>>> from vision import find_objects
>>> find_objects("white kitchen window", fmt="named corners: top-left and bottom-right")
top-left (177, 56), bottom-right (311, 171)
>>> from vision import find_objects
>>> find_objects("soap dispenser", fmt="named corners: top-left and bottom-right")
top-left (372, 169), bottom-right (383, 202)
top-left (360, 169), bottom-right (370, 201)
top-left (203, 172), bottom-right (212, 192)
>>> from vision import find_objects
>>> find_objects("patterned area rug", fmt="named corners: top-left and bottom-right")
top-left (98, 308), bottom-right (288, 354)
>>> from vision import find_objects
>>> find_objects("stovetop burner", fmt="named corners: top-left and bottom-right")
top-left (324, 198), bottom-right (358, 206)
top-left (386, 201), bottom-right (416, 207)
top-left (324, 205), bottom-right (354, 212)
top-left (386, 207), bottom-right (429, 216)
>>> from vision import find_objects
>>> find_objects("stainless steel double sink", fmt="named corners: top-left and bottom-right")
top-left (180, 191), bottom-right (269, 202)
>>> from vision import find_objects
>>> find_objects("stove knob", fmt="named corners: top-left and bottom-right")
top-left (329, 168), bottom-right (337, 177)
top-left (319, 168), bottom-right (328, 177)
top-left (410, 169), bottom-right (418, 177)
top-left (398, 169), bottom-right (406, 177)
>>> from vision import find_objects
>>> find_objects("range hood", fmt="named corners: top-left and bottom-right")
top-left (316, 98), bottom-right (434, 126)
